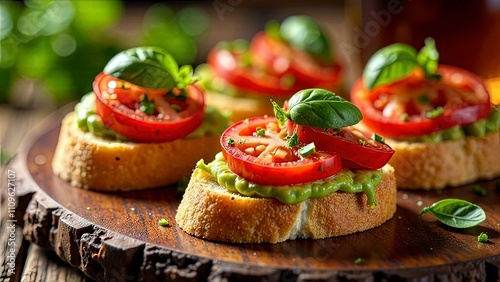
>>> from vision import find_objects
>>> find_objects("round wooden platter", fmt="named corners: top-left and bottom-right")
top-left (5, 106), bottom-right (500, 282)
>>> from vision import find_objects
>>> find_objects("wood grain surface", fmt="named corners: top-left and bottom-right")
top-left (3, 107), bottom-right (500, 281)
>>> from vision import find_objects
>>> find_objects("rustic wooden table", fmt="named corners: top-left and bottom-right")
top-left (0, 106), bottom-right (92, 281)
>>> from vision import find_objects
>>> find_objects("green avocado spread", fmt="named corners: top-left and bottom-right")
top-left (75, 93), bottom-right (229, 142)
top-left (197, 152), bottom-right (384, 206)
top-left (400, 106), bottom-right (500, 143)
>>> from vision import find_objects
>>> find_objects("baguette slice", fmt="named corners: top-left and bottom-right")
top-left (205, 90), bottom-right (286, 123)
top-left (52, 112), bottom-right (221, 191)
top-left (175, 165), bottom-right (397, 244)
top-left (387, 131), bottom-right (500, 190)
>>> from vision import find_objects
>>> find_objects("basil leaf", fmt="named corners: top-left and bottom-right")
top-left (287, 89), bottom-right (362, 129)
top-left (280, 15), bottom-right (331, 61)
top-left (363, 43), bottom-right (418, 90)
top-left (271, 100), bottom-right (290, 126)
top-left (419, 198), bottom-right (486, 228)
top-left (177, 65), bottom-right (196, 89)
top-left (103, 46), bottom-right (178, 89)
top-left (417, 37), bottom-right (439, 76)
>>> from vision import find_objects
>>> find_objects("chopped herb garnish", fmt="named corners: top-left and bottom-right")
top-left (280, 74), bottom-right (296, 88)
top-left (256, 127), bottom-right (266, 137)
top-left (241, 53), bottom-right (252, 68)
top-left (165, 89), bottom-right (188, 100)
top-left (427, 73), bottom-right (442, 81)
top-left (158, 218), bottom-right (169, 227)
top-left (417, 94), bottom-right (431, 104)
top-left (473, 185), bottom-right (487, 197)
top-left (227, 137), bottom-right (235, 146)
top-left (177, 176), bottom-right (189, 194)
top-left (171, 104), bottom-right (181, 112)
top-left (426, 107), bottom-right (444, 119)
top-left (286, 133), bottom-right (300, 148)
top-left (400, 113), bottom-right (410, 122)
top-left (298, 142), bottom-right (316, 157)
top-left (478, 232), bottom-right (489, 243)
top-left (372, 133), bottom-right (385, 143)
top-left (359, 139), bottom-right (367, 146)
top-left (318, 165), bottom-right (323, 171)
top-left (140, 95), bottom-right (156, 115)
top-left (354, 258), bottom-right (364, 265)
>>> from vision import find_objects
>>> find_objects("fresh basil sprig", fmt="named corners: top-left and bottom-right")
top-left (265, 15), bottom-right (332, 61)
top-left (416, 37), bottom-right (439, 76)
top-left (363, 38), bottom-right (439, 90)
top-left (419, 198), bottom-right (486, 228)
top-left (272, 88), bottom-right (362, 129)
top-left (103, 46), bottom-right (196, 90)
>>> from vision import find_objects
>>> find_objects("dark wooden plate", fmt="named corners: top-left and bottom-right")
top-left (8, 106), bottom-right (500, 281)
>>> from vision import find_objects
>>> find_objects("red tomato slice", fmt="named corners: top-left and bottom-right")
top-left (289, 122), bottom-right (394, 170)
top-left (93, 72), bottom-right (205, 143)
top-left (249, 32), bottom-right (343, 90)
top-left (351, 65), bottom-right (491, 138)
top-left (208, 46), bottom-right (306, 96)
top-left (220, 117), bottom-right (343, 186)
top-left (104, 76), bottom-right (168, 109)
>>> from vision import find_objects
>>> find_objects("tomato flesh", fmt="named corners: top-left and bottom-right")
top-left (93, 72), bottom-right (205, 143)
top-left (208, 47), bottom-right (302, 96)
top-left (208, 33), bottom-right (342, 97)
top-left (249, 32), bottom-right (342, 90)
top-left (289, 122), bottom-right (394, 170)
top-left (220, 117), bottom-right (343, 186)
top-left (351, 65), bottom-right (491, 138)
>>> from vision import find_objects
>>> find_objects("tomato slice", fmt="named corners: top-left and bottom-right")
top-left (249, 32), bottom-right (343, 90)
top-left (220, 117), bottom-right (343, 186)
top-left (289, 122), bottom-right (394, 170)
top-left (93, 72), bottom-right (205, 143)
top-left (105, 77), bottom-right (168, 109)
top-left (351, 65), bottom-right (492, 138)
top-left (208, 46), bottom-right (307, 96)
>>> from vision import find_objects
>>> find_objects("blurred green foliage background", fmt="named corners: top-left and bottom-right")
top-left (0, 0), bottom-right (209, 107)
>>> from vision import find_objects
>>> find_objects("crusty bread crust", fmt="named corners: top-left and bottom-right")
top-left (52, 112), bottom-right (221, 191)
top-left (175, 165), bottom-right (397, 244)
top-left (387, 131), bottom-right (500, 190)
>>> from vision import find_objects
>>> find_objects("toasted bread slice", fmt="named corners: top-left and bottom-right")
top-left (175, 165), bottom-right (397, 244)
top-left (52, 112), bottom-right (221, 191)
top-left (387, 131), bottom-right (500, 190)
top-left (205, 90), bottom-right (286, 122)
